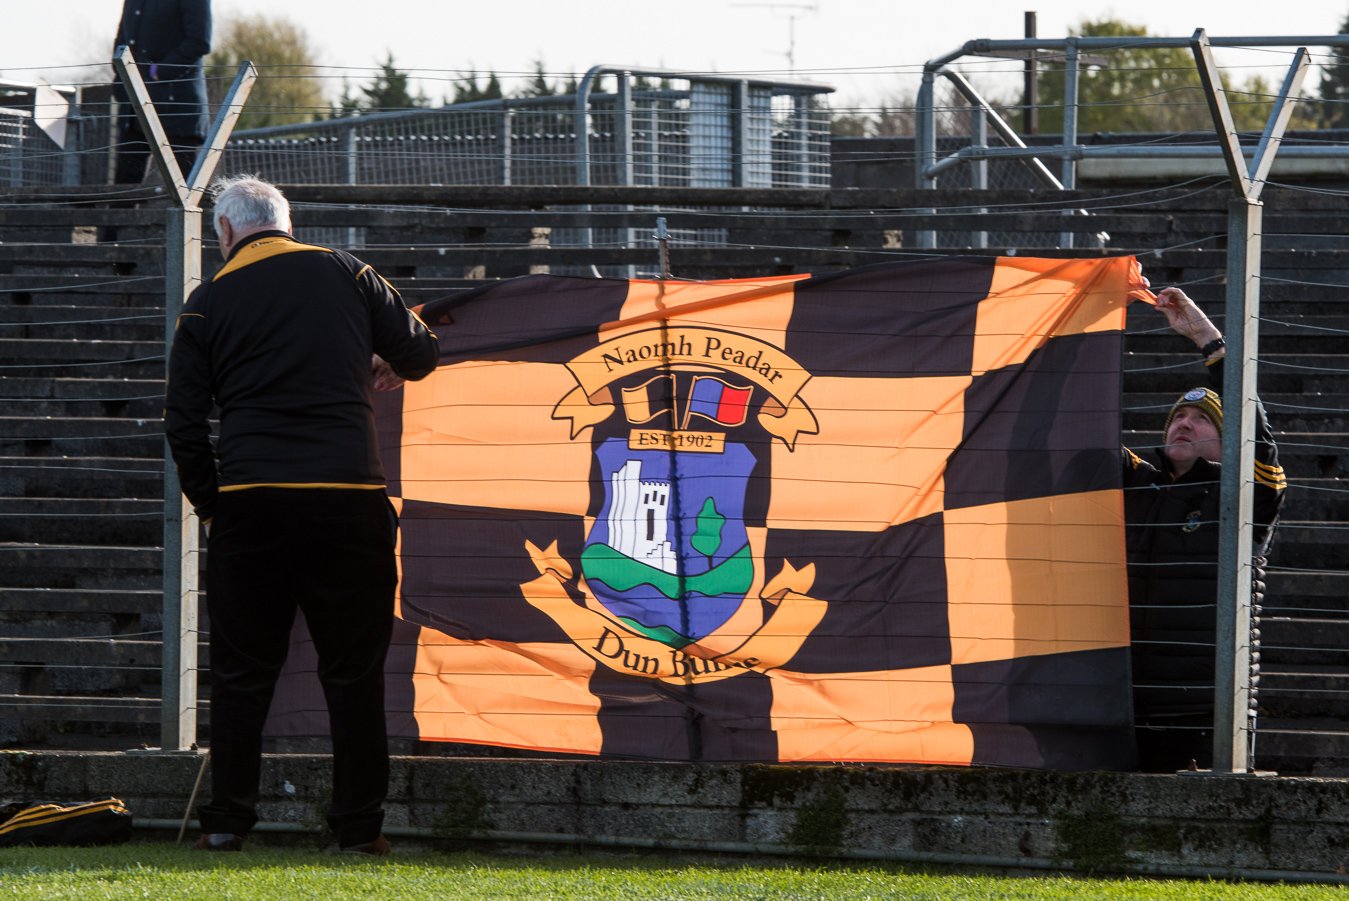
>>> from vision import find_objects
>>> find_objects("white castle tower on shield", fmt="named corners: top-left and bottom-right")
top-left (608, 460), bottom-right (677, 574)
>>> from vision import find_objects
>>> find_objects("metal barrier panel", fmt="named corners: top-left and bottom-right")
top-left (0, 109), bottom-right (69, 188)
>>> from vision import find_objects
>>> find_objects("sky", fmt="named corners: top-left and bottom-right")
top-left (1, 0), bottom-right (1345, 107)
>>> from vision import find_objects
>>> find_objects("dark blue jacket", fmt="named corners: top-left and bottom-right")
top-left (113, 0), bottom-right (211, 138)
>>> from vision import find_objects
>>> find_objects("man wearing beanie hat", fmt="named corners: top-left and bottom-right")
top-left (1123, 287), bottom-right (1286, 772)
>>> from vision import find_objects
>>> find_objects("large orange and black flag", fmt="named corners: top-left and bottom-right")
top-left (268, 255), bottom-right (1151, 769)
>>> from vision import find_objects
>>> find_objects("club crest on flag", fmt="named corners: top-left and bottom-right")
top-left (518, 325), bottom-right (828, 682)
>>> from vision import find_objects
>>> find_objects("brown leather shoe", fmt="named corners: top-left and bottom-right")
top-left (339, 834), bottom-right (391, 857)
top-left (192, 833), bottom-right (245, 852)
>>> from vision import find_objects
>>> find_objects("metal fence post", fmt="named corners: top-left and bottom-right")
top-left (1059, 39), bottom-right (1080, 249)
top-left (1212, 196), bottom-right (1261, 773)
top-left (733, 80), bottom-right (750, 188)
top-left (497, 108), bottom-right (513, 186)
top-left (915, 69), bottom-right (937, 248)
top-left (161, 205), bottom-right (202, 752)
top-left (970, 97), bottom-right (988, 250)
top-left (1190, 29), bottom-right (1307, 775)
top-left (115, 46), bottom-right (256, 751)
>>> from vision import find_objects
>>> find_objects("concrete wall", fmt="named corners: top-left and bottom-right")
top-left (2, 751), bottom-right (1346, 882)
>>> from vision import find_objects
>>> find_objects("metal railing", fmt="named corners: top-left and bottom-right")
top-left (916, 34), bottom-right (1349, 201)
top-left (0, 68), bottom-right (833, 193)
top-left (218, 67), bottom-right (833, 190)
top-left (0, 81), bottom-right (83, 187)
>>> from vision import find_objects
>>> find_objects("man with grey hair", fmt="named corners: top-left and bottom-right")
top-left (165, 175), bottom-right (439, 854)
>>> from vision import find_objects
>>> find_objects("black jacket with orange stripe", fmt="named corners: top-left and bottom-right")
top-left (165, 230), bottom-right (439, 521)
top-left (1122, 357), bottom-right (1287, 726)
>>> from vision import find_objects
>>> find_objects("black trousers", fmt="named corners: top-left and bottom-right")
top-left (113, 119), bottom-right (202, 184)
top-left (199, 488), bottom-right (397, 846)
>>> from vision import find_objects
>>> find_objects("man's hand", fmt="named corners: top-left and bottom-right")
top-left (1155, 286), bottom-right (1222, 350)
top-left (371, 355), bottom-right (406, 392)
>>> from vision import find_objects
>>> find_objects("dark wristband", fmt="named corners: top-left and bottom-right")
top-left (1200, 337), bottom-right (1225, 357)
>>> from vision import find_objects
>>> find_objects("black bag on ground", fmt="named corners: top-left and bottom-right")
top-left (0, 798), bottom-right (133, 847)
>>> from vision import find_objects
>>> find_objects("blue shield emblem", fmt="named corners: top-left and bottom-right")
top-left (583, 438), bottom-right (755, 649)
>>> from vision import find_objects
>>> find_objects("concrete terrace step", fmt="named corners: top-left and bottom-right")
top-left (0, 394), bottom-right (163, 420)
top-left (0, 456), bottom-right (164, 499)
top-left (0, 378), bottom-right (166, 421)
top-left (1123, 354), bottom-right (1349, 394)
top-left (0, 243), bottom-right (163, 266)
top-left (1257, 694), bottom-right (1349, 725)
top-left (0, 694), bottom-right (170, 724)
top-left (0, 336), bottom-right (165, 365)
top-left (1277, 482), bottom-right (1346, 522)
top-left (3, 375), bottom-right (164, 420)
top-left (0, 497), bottom-right (162, 545)
top-left (0, 303), bottom-right (164, 320)
top-left (1252, 725), bottom-right (1349, 774)
top-left (0, 277), bottom-right (167, 306)
top-left (1264, 523), bottom-right (1349, 569)
top-left (0, 312), bottom-right (165, 342)
top-left (0, 544), bottom-right (162, 590)
top-left (2, 587), bottom-right (162, 616)
top-left (0, 637), bottom-right (183, 669)
top-left (1259, 618), bottom-right (1349, 671)
top-left (1123, 334), bottom-right (1349, 356)
top-left (1262, 569), bottom-right (1349, 606)
top-left (0, 416), bottom-right (163, 457)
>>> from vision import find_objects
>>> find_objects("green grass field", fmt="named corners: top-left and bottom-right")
top-left (0, 842), bottom-right (1344, 900)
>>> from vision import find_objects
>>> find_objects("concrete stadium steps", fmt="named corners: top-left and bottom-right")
top-left (0, 280), bottom-right (167, 309)
top-left (1125, 317), bottom-right (1349, 355)
top-left (0, 636), bottom-right (188, 670)
top-left (0, 242), bottom-right (163, 268)
top-left (0, 338), bottom-right (167, 380)
top-left (0, 694), bottom-right (167, 726)
top-left (0, 416), bottom-right (164, 459)
top-left (1253, 724), bottom-right (1349, 775)
top-left (0, 545), bottom-right (162, 591)
top-left (0, 456), bottom-right (163, 499)
top-left (0, 377), bottom-right (164, 421)
top-left (4, 586), bottom-right (161, 616)
top-left (1260, 615), bottom-right (1349, 665)
top-left (1260, 570), bottom-right (1349, 617)
top-left (1260, 522), bottom-right (1349, 575)
top-left (0, 305), bottom-right (165, 341)
top-left (0, 498), bottom-right (161, 545)
top-left (1256, 667), bottom-right (1349, 720)
top-left (0, 638), bottom-right (163, 696)
top-left (1122, 353), bottom-right (1349, 395)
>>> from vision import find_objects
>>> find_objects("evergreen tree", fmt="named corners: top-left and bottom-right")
top-left (453, 69), bottom-right (504, 104)
top-left (331, 78), bottom-right (362, 117)
top-left (357, 53), bottom-right (428, 111)
top-left (518, 60), bottom-right (555, 98)
top-left (1318, 9), bottom-right (1349, 127)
